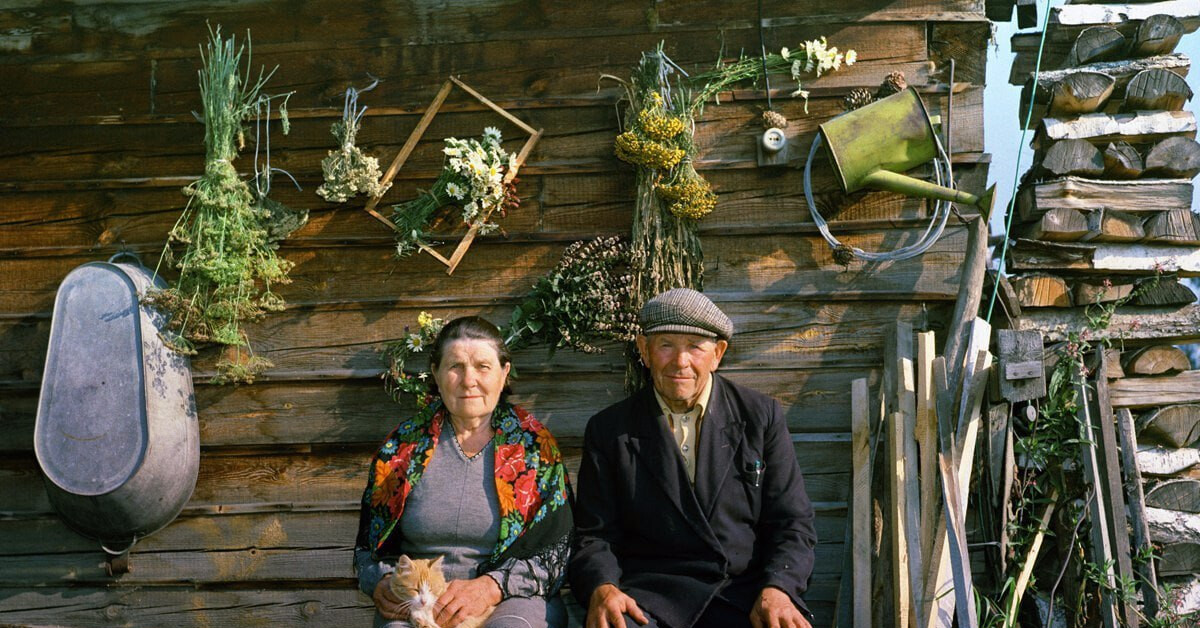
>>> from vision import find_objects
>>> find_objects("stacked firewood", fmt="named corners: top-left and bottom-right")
top-left (999, 2), bottom-right (1200, 622)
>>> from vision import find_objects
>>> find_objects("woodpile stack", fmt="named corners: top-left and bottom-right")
top-left (1003, 1), bottom-right (1200, 619)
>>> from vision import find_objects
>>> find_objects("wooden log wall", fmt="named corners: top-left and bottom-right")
top-left (0, 2), bottom-right (990, 626)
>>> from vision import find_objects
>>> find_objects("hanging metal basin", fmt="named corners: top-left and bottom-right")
top-left (34, 260), bottom-right (199, 551)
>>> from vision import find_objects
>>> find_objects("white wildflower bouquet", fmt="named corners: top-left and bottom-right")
top-left (381, 311), bottom-right (445, 407)
top-left (391, 126), bottom-right (520, 257)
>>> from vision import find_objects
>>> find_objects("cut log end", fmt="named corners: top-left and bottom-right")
top-left (1011, 273), bottom-right (1073, 308)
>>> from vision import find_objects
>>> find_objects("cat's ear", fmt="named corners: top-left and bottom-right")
top-left (430, 555), bottom-right (444, 571)
top-left (396, 555), bottom-right (414, 572)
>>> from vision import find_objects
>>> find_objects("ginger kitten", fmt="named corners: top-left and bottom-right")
top-left (389, 555), bottom-right (495, 628)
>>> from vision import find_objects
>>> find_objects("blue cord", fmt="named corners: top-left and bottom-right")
top-left (986, 0), bottom-right (1056, 323)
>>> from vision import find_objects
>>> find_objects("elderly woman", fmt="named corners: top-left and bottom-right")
top-left (354, 316), bottom-right (572, 628)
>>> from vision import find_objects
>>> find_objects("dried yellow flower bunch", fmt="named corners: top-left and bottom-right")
top-left (657, 170), bottom-right (717, 220)
top-left (614, 94), bottom-right (687, 169)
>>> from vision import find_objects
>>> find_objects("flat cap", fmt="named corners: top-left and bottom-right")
top-left (639, 288), bottom-right (734, 341)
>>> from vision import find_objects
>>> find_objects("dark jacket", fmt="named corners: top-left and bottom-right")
top-left (568, 373), bottom-right (817, 628)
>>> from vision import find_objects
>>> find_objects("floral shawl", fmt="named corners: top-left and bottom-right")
top-left (356, 399), bottom-right (572, 563)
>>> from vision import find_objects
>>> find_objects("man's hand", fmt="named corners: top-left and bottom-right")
top-left (587, 583), bottom-right (649, 628)
top-left (750, 586), bottom-right (811, 628)
top-left (372, 573), bottom-right (411, 620)
top-left (434, 576), bottom-right (502, 627)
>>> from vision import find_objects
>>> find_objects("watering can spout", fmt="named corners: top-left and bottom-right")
top-left (860, 169), bottom-right (997, 216)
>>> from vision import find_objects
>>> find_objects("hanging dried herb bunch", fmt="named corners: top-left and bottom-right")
top-left (391, 127), bottom-right (520, 258)
top-left (689, 37), bottom-right (856, 114)
top-left (505, 236), bottom-right (639, 355)
top-left (381, 311), bottom-right (445, 408)
top-left (144, 25), bottom-right (295, 385)
top-left (316, 80), bottom-right (391, 203)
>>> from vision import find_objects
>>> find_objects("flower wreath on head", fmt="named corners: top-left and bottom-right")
top-left (356, 398), bottom-right (572, 565)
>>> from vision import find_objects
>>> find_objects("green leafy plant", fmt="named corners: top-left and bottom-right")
top-left (145, 25), bottom-right (295, 385)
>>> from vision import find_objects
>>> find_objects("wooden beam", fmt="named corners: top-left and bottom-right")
top-left (851, 378), bottom-right (872, 628)
top-left (1004, 489), bottom-right (1057, 628)
top-left (1111, 370), bottom-right (1200, 408)
top-left (1036, 108), bottom-right (1196, 150)
top-left (1094, 352), bottom-right (1139, 628)
top-left (1015, 304), bottom-right (1200, 344)
top-left (1138, 444), bottom-right (1200, 476)
top-left (1117, 407), bottom-right (1160, 619)
top-left (1076, 361), bottom-right (1121, 628)
top-left (1017, 177), bottom-right (1193, 221)
top-left (890, 322), bottom-right (924, 625)
top-left (916, 332), bottom-right (939, 574)
top-left (1009, 238), bottom-right (1200, 276)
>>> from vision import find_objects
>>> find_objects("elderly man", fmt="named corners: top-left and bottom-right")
top-left (569, 288), bottom-right (817, 628)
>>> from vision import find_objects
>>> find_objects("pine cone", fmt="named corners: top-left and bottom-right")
top-left (762, 110), bottom-right (789, 129)
top-left (843, 88), bottom-right (875, 111)
top-left (876, 71), bottom-right (908, 99)
top-left (832, 244), bottom-right (857, 266)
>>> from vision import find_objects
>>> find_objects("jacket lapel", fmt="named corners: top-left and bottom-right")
top-left (695, 375), bottom-right (745, 519)
top-left (627, 387), bottom-right (718, 544)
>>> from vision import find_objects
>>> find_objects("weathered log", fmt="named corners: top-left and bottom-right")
top-left (1035, 109), bottom-right (1196, 150)
top-left (1147, 507), bottom-right (1200, 547)
top-left (1015, 303), bottom-right (1200, 343)
top-left (1132, 13), bottom-right (1185, 57)
top-left (1084, 208), bottom-right (1146, 242)
top-left (1144, 208), bottom-right (1200, 244)
top-left (1040, 138), bottom-right (1107, 177)
top-left (1123, 345), bottom-right (1192, 375)
top-left (1158, 542), bottom-right (1200, 577)
top-left (1065, 26), bottom-right (1127, 67)
top-left (1138, 445), bottom-right (1200, 476)
top-left (1106, 348), bottom-right (1126, 379)
top-left (1053, 71), bottom-right (1117, 116)
top-left (1016, 207), bottom-right (1090, 241)
top-left (1053, 2), bottom-right (1200, 34)
top-left (1133, 276), bottom-right (1198, 306)
top-left (1073, 278), bottom-right (1135, 304)
top-left (1113, 371), bottom-right (1200, 408)
top-left (1103, 141), bottom-right (1145, 179)
top-left (1024, 54), bottom-right (1188, 113)
top-left (1124, 67), bottom-right (1193, 111)
top-left (1146, 480), bottom-right (1200, 514)
top-left (1016, 177), bottom-right (1193, 221)
top-left (1011, 273), bottom-right (1074, 307)
top-left (1118, 407), bottom-right (1160, 619)
top-left (1144, 136), bottom-right (1200, 177)
top-left (1009, 239), bottom-right (1200, 275)
top-left (1140, 404), bottom-right (1200, 448)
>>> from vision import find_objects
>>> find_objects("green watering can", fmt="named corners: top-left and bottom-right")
top-left (819, 87), bottom-right (996, 216)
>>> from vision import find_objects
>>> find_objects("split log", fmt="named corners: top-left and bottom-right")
top-left (1147, 507), bottom-right (1200, 547)
top-left (1073, 278), bottom-right (1135, 304)
top-left (1138, 445), bottom-right (1200, 476)
top-left (1010, 239), bottom-right (1200, 276)
top-left (1015, 303), bottom-right (1200, 343)
top-left (1016, 177), bottom-right (1193, 221)
top-left (1163, 574), bottom-right (1200, 614)
top-left (1053, 2), bottom-right (1200, 34)
top-left (1158, 542), bottom-right (1200, 577)
top-left (1039, 139), bottom-right (1106, 177)
top-left (1139, 404), bottom-right (1200, 448)
top-left (1144, 208), bottom-right (1200, 245)
top-left (1133, 276), bottom-right (1197, 306)
top-left (1144, 136), bottom-right (1200, 177)
top-left (1106, 348), bottom-right (1126, 379)
top-left (1131, 13), bottom-right (1185, 57)
top-left (1065, 26), bottom-right (1127, 67)
top-left (1035, 108), bottom-right (1196, 150)
top-left (1024, 54), bottom-right (1188, 119)
top-left (1103, 141), bottom-right (1145, 179)
top-left (1113, 370), bottom-right (1200, 408)
top-left (1015, 207), bottom-right (1090, 241)
top-left (1124, 67), bottom-right (1193, 111)
top-left (1146, 479), bottom-right (1200, 514)
top-left (1084, 208), bottom-right (1145, 242)
top-left (1011, 273), bottom-right (1074, 307)
top-left (1123, 345), bottom-right (1192, 375)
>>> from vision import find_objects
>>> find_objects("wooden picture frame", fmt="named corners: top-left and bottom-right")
top-left (363, 76), bottom-right (543, 274)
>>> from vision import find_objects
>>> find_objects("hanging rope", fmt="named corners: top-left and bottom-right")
top-left (987, 0), bottom-right (1055, 322)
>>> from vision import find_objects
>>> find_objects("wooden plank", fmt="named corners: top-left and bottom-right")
top-left (1009, 239), bottom-right (1200, 276)
top-left (916, 331), bottom-right (939, 571)
top-left (997, 330), bottom-right (1046, 403)
top-left (1035, 109), bottom-right (1196, 151)
top-left (1016, 177), bottom-right (1193, 221)
top-left (1111, 370), bottom-right (1200, 408)
top-left (1015, 304), bottom-right (1200, 344)
top-left (1094, 352), bottom-right (1139, 628)
top-left (1076, 362), bottom-right (1121, 628)
top-left (851, 378), bottom-right (872, 628)
top-left (889, 323), bottom-right (923, 625)
top-left (1117, 407), bottom-right (1160, 619)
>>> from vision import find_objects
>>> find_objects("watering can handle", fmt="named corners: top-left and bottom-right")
top-left (108, 251), bottom-right (144, 267)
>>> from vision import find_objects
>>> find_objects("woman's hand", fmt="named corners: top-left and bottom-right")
top-left (434, 575), bottom-right (502, 627)
top-left (372, 573), bottom-right (411, 620)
